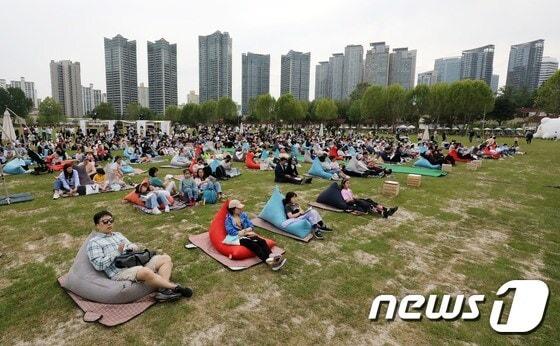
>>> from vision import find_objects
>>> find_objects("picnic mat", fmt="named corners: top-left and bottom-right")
top-left (0, 192), bottom-right (34, 206)
top-left (127, 168), bottom-right (147, 176)
top-left (251, 217), bottom-right (313, 242)
top-left (382, 164), bottom-right (447, 177)
top-left (187, 232), bottom-right (285, 270)
top-left (308, 201), bottom-right (345, 213)
top-left (58, 276), bottom-right (156, 327)
top-left (133, 200), bottom-right (188, 214)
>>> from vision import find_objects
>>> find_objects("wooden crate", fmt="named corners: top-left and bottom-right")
top-left (382, 180), bottom-right (400, 197)
top-left (442, 163), bottom-right (453, 172)
top-left (407, 174), bottom-right (422, 187)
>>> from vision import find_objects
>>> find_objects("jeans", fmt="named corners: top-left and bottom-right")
top-left (53, 180), bottom-right (74, 192)
top-left (144, 190), bottom-right (169, 209)
top-left (281, 209), bottom-right (322, 227)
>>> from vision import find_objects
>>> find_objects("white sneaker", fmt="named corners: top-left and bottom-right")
top-left (152, 208), bottom-right (162, 215)
top-left (53, 192), bottom-right (60, 200)
top-left (164, 205), bottom-right (170, 213)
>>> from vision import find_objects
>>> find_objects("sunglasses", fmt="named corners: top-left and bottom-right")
top-left (100, 218), bottom-right (114, 225)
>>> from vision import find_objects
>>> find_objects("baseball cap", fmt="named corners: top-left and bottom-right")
top-left (228, 200), bottom-right (245, 209)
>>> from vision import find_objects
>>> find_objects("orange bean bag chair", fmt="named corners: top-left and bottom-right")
top-left (188, 159), bottom-right (197, 174)
top-left (245, 152), bottom-right (260, 170)
top-left (209, 200), bottom-right (276, 260)
top-left (482, 147), bottom-right (501, 159)
top-left (448, 149), bottom-right (470, 163)
top-left (48, 159), bottom-right (75, 171)
top-left (123, 190), bottom-right (174, 208)
top-left (328, 146), bottom-right (343, 161)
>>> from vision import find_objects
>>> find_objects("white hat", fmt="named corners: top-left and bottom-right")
top-left (228, 200), bottom-right (245, 209)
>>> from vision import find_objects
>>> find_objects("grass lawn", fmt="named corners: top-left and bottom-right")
top-left (0, 137), bottom-right (559, 345)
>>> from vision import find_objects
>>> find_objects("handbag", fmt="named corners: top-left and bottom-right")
top-left (114, 249), bottom-right (156, 268)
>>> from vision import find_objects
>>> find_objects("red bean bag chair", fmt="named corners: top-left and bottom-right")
top-left (188, 159), bottom-right (197, 174)
top-left (328, 146), bottom-right (343, 161)
top-left (482, 147), bottom-right (501, 159)
top-left (123, 190), bottom-right (174, 208)
top-left (48, 159), bottom-right (75, 171)
top-left (209, 200), bottom-right (276, 260)
top-left (245, 152), bottom-right (260, 170)
top-left (448, 149), bottom-right (470, 163)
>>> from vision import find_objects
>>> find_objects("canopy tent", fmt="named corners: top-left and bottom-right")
top-left (494, 127), bottom-right (502, 131)
top-left (2, 110), bottom-right (17, 144)
top-left (473, 127), bottom-right (480, 130)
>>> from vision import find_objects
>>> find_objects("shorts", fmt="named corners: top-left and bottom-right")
top-left (112, 255), bottom-right (162, 282)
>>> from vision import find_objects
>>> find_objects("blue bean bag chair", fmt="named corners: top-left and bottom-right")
top-left (348, 147), bottom-right (357, 156)
top-left (121, 165), bottom-right (134, 174)
top-left (308, 158), bottom-right (334, 180)
top-left (4, 158), bottom-right (27, 175)
top-left (259, 186), bottom-right (312, 238)
top-left (414, 157), bottom-right (441, 170)
top-left (203, 189), bottom-right (218, 204)
top-left (260, 150), bottom-right (269, 160)
top-left (209, 159), bottom-right (221, 174)
top-left (418, 145), bottom-right (428, 154)
top-left (273, 149), bottom-right (280, 158)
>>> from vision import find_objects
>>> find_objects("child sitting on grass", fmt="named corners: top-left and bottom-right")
top-left (93, 167), bottom-right (109, 191)
top-left (180, 169), bottom-right (199, 206)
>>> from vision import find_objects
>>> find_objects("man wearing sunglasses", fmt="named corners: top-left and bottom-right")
top-left (87, 210), bottom-right (193, 302)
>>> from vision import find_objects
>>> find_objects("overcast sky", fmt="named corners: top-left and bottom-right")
top-left (1, 0), bottom-right (558, 104)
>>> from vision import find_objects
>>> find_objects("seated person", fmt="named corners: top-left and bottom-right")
top-left (225, 200), bottom-right (286, 271)
top-left (84, 156), bottom-right (97, 179)
top-left (286, 156), bottom-right (310, 183)
top-left (135, 179), bottom-right (171, 214)
top-left (340, 179), bottom-right (398, 218)
top-left (148, 167), bottom-right (177, 194)
top-left (87, 210), bottom-right (192, 302)
top-left (53, 162), bottom-right (81, 199)
top-left (180, 169), bottom-right (199, 206)
top-left (343, 154), bottom-right (380, 177)
top-left (194, 168), bottom-right (223, 201)
top-left (274, 157), bottom-right (310, 184)
top-left (282, 191), bottom-right (331, 240)
top-left (107, 156), bottom-right (126, 188)
top-left (220, 155), bottom-right (241, 178)
top-left (318, 154), bottom-right (348, 179)
top-left (93, 167), bottom-right (109, 191)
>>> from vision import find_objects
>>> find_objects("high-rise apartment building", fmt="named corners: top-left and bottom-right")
top-left (187, 90), bottom-right (199, 104)
top-left (10, 77), bottom-right (37, 106)
top-left (433, 57), bottom-right (461, 84)
top-left (364, 42), bottom-right (390, 87)
top-left (315, 61), bottom-right (330, 99)
top-left (388, 48), bottom-right (417, 89)
top-left (147, 38), bottom-right (177, 115)
top-left (506, 39), bottom-right (544, 92)
top-left (82, 83), bottom-right (102, 115)
top-left (460, 44), bottom-right (494, 85)
top-left (538, 56), bottom-right (559, 87)
top-left (138, 82), bottom-right (149, 108)
top-left (417, 71), bottom-right (436, 86)
top-left (199, 31), bottom-right (232, 103)
top-left (342, 45), bottom-right (363, 98)
top-left (242, 52), bottom-right (270, 114)
top-left (491, 74), bottom-right (499, 94)
top-left (104, 34), bottom-right (138, 118)
top-left (50, 60), bottom-right (83, 116)
top-left (0, 79), bottom-right (6, 89)
top-left (280, 50), bottom-right (310, 101)
top-left (328, 53), bottom-right (344, 100)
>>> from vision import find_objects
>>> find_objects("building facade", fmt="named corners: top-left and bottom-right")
top-left (433, 56), bottom-right (461, 84)
top-left (388, 48), bottom-right (417, 89)
top-left (363, 42), bottom-right (390, 87)
top-left (199, 31), bottom-right (232, 103)
top-left (147, 38), bottom-right (177, 115)
top-left (538, 56), bottom-right (559, 87)
top-left (328, 53), bottom-right (344, 100)
top-left (506, 39), bottom-right (544, 92)
top-left (104, 34), bottom-right (138, 118)
top-left (138, 82), bottom-right (149, 108)
top-left (187, 90), bottom-right (199, 104)
top-left (417, 71), bottom-right (435, 86)
top-left (460, 45), bottom-right (494, 85)
top-left (280, 50), bottom-right (310, 101)
top-left (241, 52), bottom-right (270, 114)
top-left (315, 61), bottom-right (330, 99)
top-left (342, 45), bottom-right (363, 98)
top-left (0, 79), bottom-right (6, 89)
top-left (10, 77), bottom-right (37, 107)
top-left (491, 74), bottom-right (499, 94)
top-left (82, 83), bottom-right (102, 115)
top-left (50, 60), bottom-right (83, 117)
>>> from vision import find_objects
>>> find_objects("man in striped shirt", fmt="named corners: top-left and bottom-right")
top-left (87, 210), bottom-right (193, 302)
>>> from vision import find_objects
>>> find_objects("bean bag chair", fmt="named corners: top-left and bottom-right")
top-left (273, 149), bottom-right (280, 158)
top-left (448, 149), bottom-right (470, 163)
top-left (418, 145), bottom-right (428, 154)
top-left (316, 182), bottom-right (350, 210)
top-left (260, 150), bottom-right (269, 160)
top-left (209, 159), bottom-right (221, 174)
top-left (123, 190), bottom-right (174, 208)
top-left (170, 155), bottom-right (190, 167)
top-left (482, 147), bottom-right (501, 159)
top-left (4, 158), bottom-right (27, 175)
top-left (233, 151), bottom-right (245, 162)
top-left (75, 165), bottom-right (94, 185)
top-left (60, 232), bottom-right (155, 304)
top-left (414, 157), bottom-right (441, 169)
top-left (121, 165), bottom-right (134, 174)
top-left (123, 148), bottom-right (135, 160)
top-left (202, 189), bottom-right (218, 204)
top-left (259, 186), bottom-right (313, 238)
top-left (328, 146), bottom-right (343, 160)
top-left (49, 159), bottom-right (75, 172)
top-left (303, 150), bottom-right (314, 163)
top-left (209, 201), bottom-right (276, 260)
top-left (245, 152), bottom-right (260, 170)
top-left (308, 158), bottom-right (334, 180)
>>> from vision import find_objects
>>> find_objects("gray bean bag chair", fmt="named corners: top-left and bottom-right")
top-left (75, 165), bottom-right (94, 185)
top-left (316, 182), bottom-right (349, 210)
top-left (60, 232), bottom-right (155, 304)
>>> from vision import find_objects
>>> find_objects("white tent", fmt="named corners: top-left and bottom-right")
top-left (534, 117), bottom-right (560, 139)
top-left (2, 110), bottom-right (16, 144)
top-left (421, 127), bottom-right (430, 141)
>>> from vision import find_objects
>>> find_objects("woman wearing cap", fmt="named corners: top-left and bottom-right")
top-left (225, 200), bottom-right (286, 271)
top-left (53, 162), bottom-right (80, 199)
top-left (135, 179), bottom-right (170, 215)
top-left (340, 179), bottom-right (398, 217)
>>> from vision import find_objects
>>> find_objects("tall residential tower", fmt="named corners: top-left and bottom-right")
top-left (104, 34), bottom-right (138, 118)
top-left (241, 52), bottom-right (270, 114)
top-left (50, 60), bottom-right (83, 116)
top-left (147, 38), bottom-right (178, 115)
top-left (506, 39), bottom-right (544, 92)
top-left (199, 31), bottom-right (232, 103)
top-left (280, 50), bottom-right (310, 101)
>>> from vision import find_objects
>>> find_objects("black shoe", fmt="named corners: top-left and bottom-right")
top-left (386, 207), bottom-right (398, 217)
top-left (319, 225), bottom-right (333, 232)
top-left (313, 230), bottom-right (325, 240)
top-left (155, 290), bottom-right (182, 302)
top-left (174, 285), bottom-right (193, 298)
top-left (305, 177), bottom-right (313, 184)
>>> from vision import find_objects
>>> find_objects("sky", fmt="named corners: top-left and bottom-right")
top-left (1, 0), bottom-right (558, 105)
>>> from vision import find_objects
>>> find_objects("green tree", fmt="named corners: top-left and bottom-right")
top-left (37, 97), bottom-right (65, 124)
top-left (348, 99), bottom-right (362, 124)
top-left (313, 98), bottom-right (338, 123)
top-left (407, 84), bottom-right (431, 124)
top-left (274, 94), bottom-right (304, 123)
top-left (164, 105), bottom-right (182, 122)
top-left (349, 82), bottom-right (370, 101)
top-left (361, 85), bottom-right (386, 125)
top-left (335, 99), bottom-right (351, 122)
top-left (215, 97), bottom-right (238, 123)
top-left (385, 84), bottom-right (407, 126)
top-left (200, 100), bottom-right (218, 123)
top-left (488, 93), bottom-right (516, 125)
top-left (124, 102), bottom-right (141, 120)
top-left (535, 70), bottom-right (560, 114)
top-left (181, 103), bottom-right (200, 125)
top-left (0, 88), bottom-right (10, 114)
top-left (253, 94), bottom-right (275, 122)
top-left (2, 87), bottom-right (32, 116)
top-left (427, 83), bottom-right (452, 125)
top-left (92, 102), bottom-right (115, 120)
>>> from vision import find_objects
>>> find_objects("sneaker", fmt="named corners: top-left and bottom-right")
top-left (272, 258), bottom-right (287, 271)
top-left (386, 207), bottom-right (398, 217)
top-left (173, 285), bottom-right (193, 298)
top-left (155, 290), bottom-right (182, 302)
top-left (305, 177), bottom-right (313, 184)
top-left (152, 208), bottom-right (162, 215)
top-left (313, 230), bottom-right (325, 240)
top-left (319, 225), bottom-right (333, 232)
top-left (52, 192), bottom-right (60, 200)
top-left (164, 205), bottom-right (170, 213)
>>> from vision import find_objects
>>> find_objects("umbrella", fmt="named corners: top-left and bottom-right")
top-left (2, 110), bottom-right (16, 144)
top-left (473, 127), bottom-right (480, 130)
top-left (452, 126), bottom-right (459, 130)
top-left (319, 123), bottom-right (324, 137)
top-left (484, 127), bottom-right (491, 131)
top-left (516, 128), bottom-right (523, 131)
top-left (421, 128), bottom-right (430, 141)
top-left (408, 125), bottom-right (416, 129)
top-left (397, 125), bottom-right (407, 129)
top-left (505, 128), bottom-right (513, 131)
top-left (494, 127), bottom-right (502, 131)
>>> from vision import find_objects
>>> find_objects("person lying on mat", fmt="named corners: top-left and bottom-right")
top-left (87, 210), bottom-right (192, 302)
top-left (180, 169), bottom-right (199, 206)
top-left (53, 162), bottom-right (80, 199)
top-left (194, 168), bottom-right (223, 201)
top-left (148, 167), bottom-right (177, 194)
top-left (274, 157), bottom-right (311, 184)
top-left (282, 192), bottom-right (331, 240)
top-left (136, 179), bottom-right (171, 214)
top-left (225, 200), bottom-right (287, 271)
top-left (340, 179), bottom-right (398, 218)
top-left (343, 154), bottom-right (382, 177)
